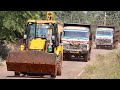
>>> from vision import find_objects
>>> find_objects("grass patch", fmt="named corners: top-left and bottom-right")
top-left (0, 58), bottom-right (4, 66)
top-left (79, 50), bottom-right (120, 79)
top-left (0, 63), bottom-right (3, 66)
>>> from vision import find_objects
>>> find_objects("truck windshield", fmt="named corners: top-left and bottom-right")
top-left (63, 29), bottom-right (89, 40)
top-left (96, 30), bottom-right (113, 36)
top-left (28, 24), bottom-right (50, 39)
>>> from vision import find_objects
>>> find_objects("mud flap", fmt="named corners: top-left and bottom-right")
top-left (6, 51), bottom-right (57, 75)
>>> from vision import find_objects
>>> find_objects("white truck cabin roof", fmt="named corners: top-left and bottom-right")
top-left (96, 28), bottom-right (114, 31)
top-left (64, 26), bottom-right (89, 30)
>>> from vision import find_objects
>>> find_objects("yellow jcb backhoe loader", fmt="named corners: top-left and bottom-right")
top-left (6, 12), bottom-right (64, 78)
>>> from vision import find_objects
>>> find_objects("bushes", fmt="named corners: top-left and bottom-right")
top-left (0, 41), bottom-right (10, 61)
top-left (79, 50), bottom-right (120, 79)
top-left (0, 11), bottom-right (42, 43)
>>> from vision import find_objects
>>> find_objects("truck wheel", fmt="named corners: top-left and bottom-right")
top-left (88, 51), bottom-right (91, 60)
top-left (57, 52), bottom-right (62, 76)
top-left (14, 72), bottom-right (20, 76)
top-left (64, 54), bottom-right (71, 60)
top-left (96, 45), bottom-right (98, 49)
top-left (63, 54), bottom-right (66, 60)
top-left (109, 45), bottom-right (113, 50)
top-left (84, 53), bottom-right (89, 62)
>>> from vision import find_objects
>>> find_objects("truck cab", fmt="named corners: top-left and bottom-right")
top-left (95, 26), bottom-right (115, 49)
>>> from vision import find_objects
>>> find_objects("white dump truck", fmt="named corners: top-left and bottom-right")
top-left (95, 25), bottom-right (120, 49)
top-left (62, 23), bottom-right (92, 62)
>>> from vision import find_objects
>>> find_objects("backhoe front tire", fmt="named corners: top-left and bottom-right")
top-left (51, 74), bottom-right (56, 78)
top-left (14, 72), bottom-right (20, 76)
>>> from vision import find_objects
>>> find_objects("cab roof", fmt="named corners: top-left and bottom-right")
top-left (97, 27), bottom-right (114, 30)
top-left (27, 19), bottom-right (63, 24)
top-left (64, 26), bottom-right (89, 30)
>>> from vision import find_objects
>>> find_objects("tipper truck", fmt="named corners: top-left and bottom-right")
top-left (62, 23), bottom-right (92, 62)
top-left (95, 25), bottom-right (120, 49)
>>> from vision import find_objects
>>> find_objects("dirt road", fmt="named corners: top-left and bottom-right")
top-left (0, 43), bottom-right (119, 79)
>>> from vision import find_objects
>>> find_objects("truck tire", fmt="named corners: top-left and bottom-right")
top-left (64, 54), bottom-right (71, 60)
top-left (14, 72), bottom-right (20, 76)
top-left (84, 53), bottom-right (89, 62)
top-left (96, 45), bottom-right (98, 49)
top-left (57, 52), bottom-right (62, 76)
top-left (88, 50), bottom-right (91, 60)
top-left (109, 45), bottom-right (113, 50)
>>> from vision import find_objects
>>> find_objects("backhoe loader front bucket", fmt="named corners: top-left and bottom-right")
top-left (6, 51), bottom-right (57, 76)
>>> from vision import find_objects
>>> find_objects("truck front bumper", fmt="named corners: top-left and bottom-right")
top-left (63, 49), bottom-right (88, 55)
top-left (96, 44), bottom-right (112, 47)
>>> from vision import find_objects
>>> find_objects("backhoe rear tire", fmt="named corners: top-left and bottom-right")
top-left (57, 52), bottom-right (62, 76)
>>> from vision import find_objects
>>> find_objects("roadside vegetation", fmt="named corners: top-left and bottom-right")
top-left (79, 49), bottom-right (120, 79)
top-left (0, 57), bottom-right (4, 66)
top-left (0, 61), bottom-right (4, 66)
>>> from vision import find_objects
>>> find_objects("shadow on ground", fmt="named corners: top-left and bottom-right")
top-left (63, 57), bottom-right (86, 62)
top-left (7, 75), bottom-right (56, 79)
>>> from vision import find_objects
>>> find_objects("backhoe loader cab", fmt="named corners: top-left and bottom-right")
top-left (6, 19), bottom-right (64, 78)
top-left (23, 21), bottom-right (59, 51)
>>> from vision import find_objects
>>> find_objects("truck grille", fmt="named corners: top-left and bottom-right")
top-left (96, 39), bottom-right (111, 44)
top-left (63, 43), bottom-right (86, 50)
